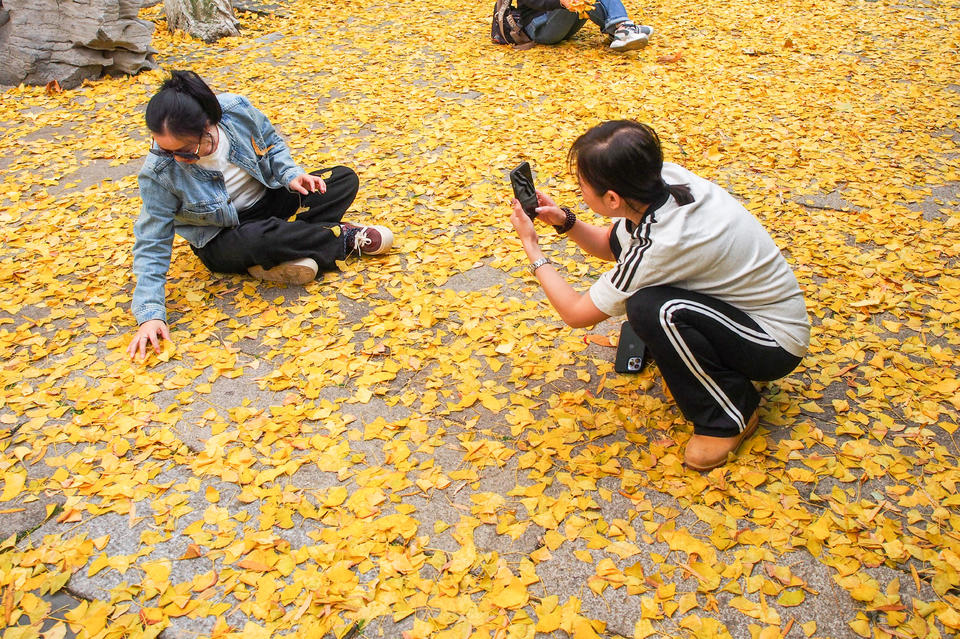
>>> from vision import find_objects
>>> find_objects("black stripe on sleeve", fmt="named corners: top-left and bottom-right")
top-left (610, 218), bottom-right (655, 292)
top-left (609, 220), bottom-right (623, 260)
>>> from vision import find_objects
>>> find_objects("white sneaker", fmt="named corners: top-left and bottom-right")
top-left (346, 224), bottom-right (394, 256)
top-left (609, 22), bottom-right (649, 51)
top-left (248, 257), bottom-right (318, 284)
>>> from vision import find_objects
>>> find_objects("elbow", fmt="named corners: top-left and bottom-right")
top-left (555, 295), bottom-right (605, 329)
top-left (560, 313), bottom-right (596, 329)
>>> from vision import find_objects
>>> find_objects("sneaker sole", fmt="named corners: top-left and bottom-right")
top-left (248, 259), bottom-right (318, 285)
top-left (611, 35), bottom-right (648, 51)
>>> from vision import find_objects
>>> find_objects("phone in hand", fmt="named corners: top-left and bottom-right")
top-left (614, 321), bottom-right (649, 374)
top-left (510, 161), bottom-right (539, 220)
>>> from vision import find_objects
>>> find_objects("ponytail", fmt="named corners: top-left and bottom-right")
top-left (145, 70), bottom-right (222, 138)
top-left (568, 121), bottom-right (693, 212)
top-left (666, 182), bottom-right (693, 206)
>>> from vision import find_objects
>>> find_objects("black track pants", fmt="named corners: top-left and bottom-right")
top-left (193, 165), bottom-right (359, 274)
top-left (625, 286), bottom-right (802, 437)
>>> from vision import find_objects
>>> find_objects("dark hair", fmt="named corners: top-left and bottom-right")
top-left (568, 120), bottom-right (693, 211)
top-left (145, 70), bottom-right (222, 138)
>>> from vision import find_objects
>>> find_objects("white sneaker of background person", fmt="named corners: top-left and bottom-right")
top-left (609, 22), bottom-right (653, 51)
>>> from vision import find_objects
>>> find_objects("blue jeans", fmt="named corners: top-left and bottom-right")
top-left (524, 0), bottom-right (630, 44)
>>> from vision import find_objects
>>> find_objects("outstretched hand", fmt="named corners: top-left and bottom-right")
top-left (127, 319), bottom-right (170, 361)
top-left (289, 173), bottom-right (326, 195)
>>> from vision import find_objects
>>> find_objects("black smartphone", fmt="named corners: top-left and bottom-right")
top-left (614, 321), bottom-right (648, 374)
top-left (510, 161), bottom-right (539, 220)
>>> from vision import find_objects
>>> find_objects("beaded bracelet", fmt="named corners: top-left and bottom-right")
top-left (553, 207), bottom-right (577, 234)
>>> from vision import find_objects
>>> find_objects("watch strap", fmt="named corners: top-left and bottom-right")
top-left (529, 257), bottom-right (551, 274)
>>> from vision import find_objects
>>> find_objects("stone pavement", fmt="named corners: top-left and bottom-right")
top-left (1, 0), bottom-right (959, 638)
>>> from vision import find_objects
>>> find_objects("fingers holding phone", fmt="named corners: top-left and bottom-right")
top-left (508, 162), bottom-right (565, 243)
top-left (510, 198), bottom-right (539, 247)
top-left (533, 203), bottom-right (567, 227)
top-left (532, 189), bottom-right (566, 226)
top-left (536, 190), bottom-right (558, 209)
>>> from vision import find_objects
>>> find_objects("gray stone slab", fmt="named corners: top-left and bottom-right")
top-left (435, 90), bottom-right (482, 101)
top-left (7, 590), bottom-right (83, 639)
top-left (0, 438), bottom-right (90, 537)
top-left (907, 182), bottom-right (960, 221)
top-left (158, 366), bottom-right (286, 452)
top-left (796, 191), bottom-right (863, 213)
top-left (20, 124), bottom-right (78, 142)
top-left (19, 465), bottom-right (249, 637)
top-left (0, 495), bottom-right (63, 540)
top-left (443, 264), bottom-right (509, 292)
top-left (337, 293), bottom-right (373, 324)
top-left (54, 157), bottom-right (142, 196)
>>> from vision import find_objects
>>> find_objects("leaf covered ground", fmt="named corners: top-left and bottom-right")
top-left (0, 0), bottom-right (959, 638)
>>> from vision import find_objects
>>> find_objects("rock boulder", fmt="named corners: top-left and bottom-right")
top-left (0, 0), bottom-right (156, 88)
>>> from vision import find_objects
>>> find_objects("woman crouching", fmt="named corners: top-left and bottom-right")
top-left (509, 121), bottom-right (809, 470)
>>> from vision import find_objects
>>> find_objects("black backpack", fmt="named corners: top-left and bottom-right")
top-left (491, 0), bottom-right (535, 50)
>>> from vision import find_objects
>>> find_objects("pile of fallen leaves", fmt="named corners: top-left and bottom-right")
top-left (0, 0), bottom-right (958, 637)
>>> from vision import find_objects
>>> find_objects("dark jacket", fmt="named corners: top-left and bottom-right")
top-left (516, 0), bottom-right (563, 26)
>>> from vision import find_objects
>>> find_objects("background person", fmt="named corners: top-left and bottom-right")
top-left (517, 0), bottom-right (653, 51)
top-left (128, 70), bottom-right (392, 360)
top-left (509, 120), bottom-right (809, 470)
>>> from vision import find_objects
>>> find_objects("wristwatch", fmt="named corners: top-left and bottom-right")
top-left (529, 257), bottom-right (551, 274)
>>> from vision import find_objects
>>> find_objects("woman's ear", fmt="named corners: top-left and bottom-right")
top-left (603, 190), bottom-right (623, 211)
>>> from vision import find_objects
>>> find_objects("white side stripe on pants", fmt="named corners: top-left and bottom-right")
top-left (658, 300), bottom-right (776, 432)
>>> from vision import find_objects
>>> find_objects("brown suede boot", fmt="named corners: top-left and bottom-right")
top-left (684, 410), bottom-right (759, 471)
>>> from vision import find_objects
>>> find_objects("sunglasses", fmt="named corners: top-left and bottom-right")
top-left (149, 132), bottom-right (209, 161)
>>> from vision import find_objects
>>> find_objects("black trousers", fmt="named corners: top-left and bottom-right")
top-left (625, 286), bottom-right (802, 437)
top-left (193, 165), bottom-right (359, 274)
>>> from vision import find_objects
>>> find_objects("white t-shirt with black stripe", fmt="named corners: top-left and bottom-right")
top-left (588, 163), bottom-right (810, 357)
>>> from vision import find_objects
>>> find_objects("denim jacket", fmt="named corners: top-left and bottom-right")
top-left (131, 93), bottom-right (303, 325)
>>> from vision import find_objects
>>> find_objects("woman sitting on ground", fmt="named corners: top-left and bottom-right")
top-left (508, 120), bottom-right (809, 470)
top-left (128, 70), bottom-right (392, 360)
